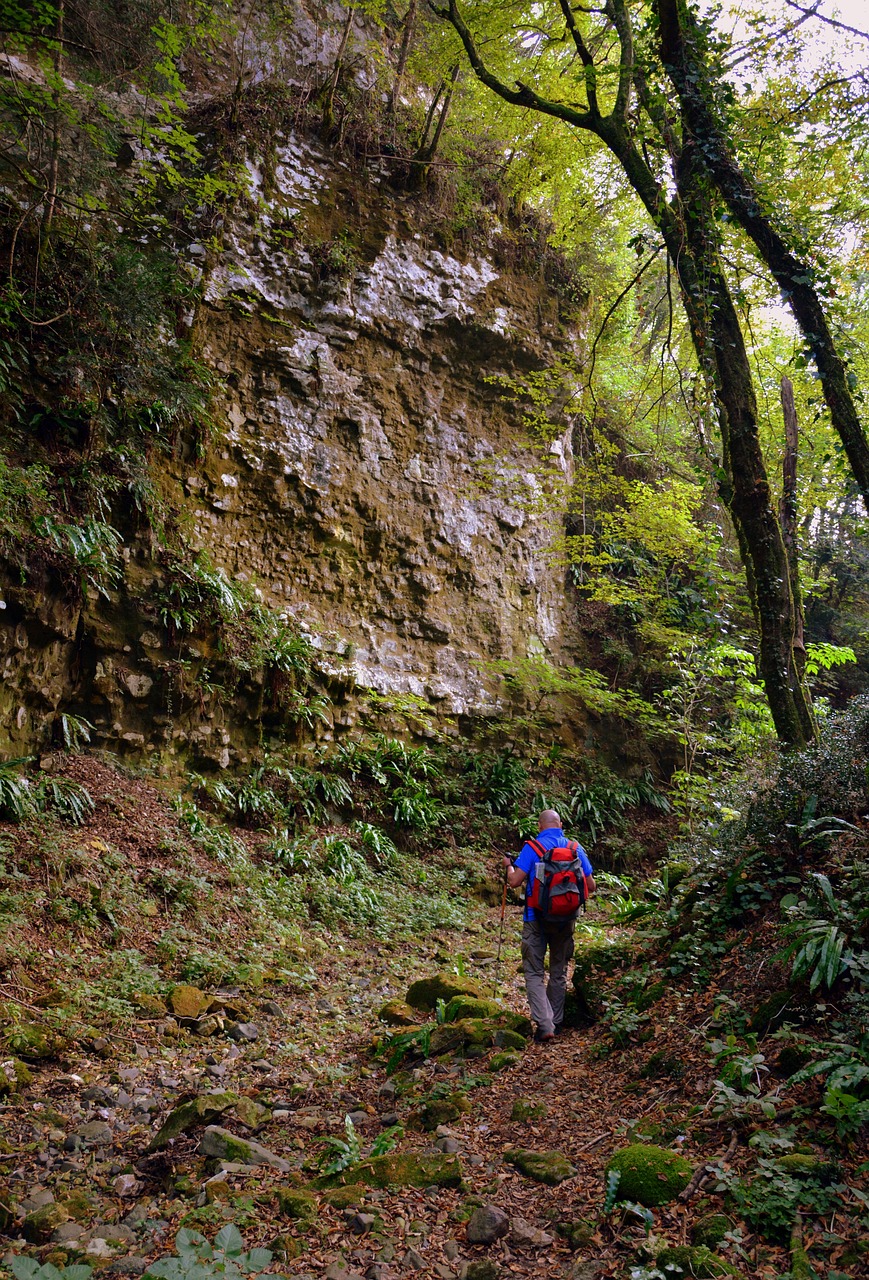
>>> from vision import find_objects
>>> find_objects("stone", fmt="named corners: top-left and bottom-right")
top-left (504, 1148), bottom-right (576, 1186)
top-left (52, 1222), bottom-right (85, 1242)
top-left (226, 1021), bottom-right (260, 1042)
top-left (466, 1205), bottom-right (509, 1245)
top-left (509, 1217), bottom-right (553, 1247)
top-left (605, 1144), bottom-right (693, 1207)
top-left (168, 985), bottom-right (211, 1019)
top-left (444, 1240), bottom-right (460, 1260)
top-left (106, 1258), bottom-right (149, 1276)
top-left (492, 1029), bottom-right (526, 1051)
top-left (654, 1246), bottom-right (739, 1278)
top-left (436, 1137), bottom-right (460, 1154)
top-left (567, 1263), bottom-right (603, 1280)
top-left (77, 1120), bottom-right (113, 1145)
top-left (276, 1188), bottom-right (319, 1223)
top-left (349, 1212), bottom-right (376, 1234)
top-left (24, 1202), bottom-right (71, 1243)
top-left (147, 1091), bottom-right (240, 1151)
top-left (405, 974), bottom-right (481, 1011)
top-left (404, 1247), bottom-right (426, 1270)
top-left (199, 1125), bottom-right (290, 1170)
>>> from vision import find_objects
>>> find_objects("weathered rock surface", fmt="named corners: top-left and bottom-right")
top-left (504, 1148), bottom-right (577, 1185)
top-left (465, 1204), bottom-right (509, 1245)
top-left (198, 1125), bottom-right (290, 1170)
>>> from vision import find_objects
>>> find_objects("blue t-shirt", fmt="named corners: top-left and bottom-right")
top-left (514, 827), bottom-right (593, 922)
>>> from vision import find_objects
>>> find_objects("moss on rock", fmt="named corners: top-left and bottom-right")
top-left (504, 1148), bottom-right (576, 1185)
top-left (774, 1153), bottom-right (838, 1181)
top-left (444, 996), bottom-right (503, 1022)
top-left (147, 1091), bottom-right (240, 1152)
top-left (276, 1188), bottom-right (318, 1223)
top-left (747, 989), bottom-right (796, 1035)
top-left (655, 1246), bottom-right (738, 1278)
top-left (605, 1144), bottom-right (692, 1206)
top-left (418, 1093), bottom-right (470, 1130)
top-left (23, 1202), bottom-right (70, 1242)
top-left (490, 1050), bottom-right (521, 1072)
top-left (571, 938), bottom-right (633, 1021)
top-left (321, 1183), bottom-right (368, 1208)
top-left (0, 1057), bottom-right (33, 1093)
top-left (319, 1150), bottom-right (463, 1190)
top-left (169, 984), bottom-right (211, 1019)
top-left (378, 1000), bottom-right (419, 1026)
top-left (493, 1029), bottom-right (527, 1051)
top-left (405, 973), bottom-right (481, 1011)
top-left (511, 1099), bottom-right (546, 1121)
top-left (5, 1022), bottom-right (62, 1061)
top-left (691, 1213), bottom-right (732, 1249)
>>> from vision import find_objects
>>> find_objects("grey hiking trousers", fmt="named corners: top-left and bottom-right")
top-left (521, 918), bottom-right (575, 1035)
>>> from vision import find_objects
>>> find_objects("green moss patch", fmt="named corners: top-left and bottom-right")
top-left (504, 1148), bottom-right (576, 1185)
top-left (316, 1151), bottom-right (463, 1190)
top-left (405, 973), bottom-right (481, 1011)
top-left (147, 1091), bottom-right (240, 1152)
top-left (605, 1144), bottom-right (692, 1206)
top-left (276, 1188), bottom-right (318, 1223)
top-left (444, 996), bottom-right (503, 1022)
top-left (691, 1213), bottom-right (732, 1249)
top-left (655, 1246), bottom-right (738, 1278)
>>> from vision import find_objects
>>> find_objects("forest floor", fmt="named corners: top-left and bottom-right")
top-left (0, 758), bottom-right (866, 1280)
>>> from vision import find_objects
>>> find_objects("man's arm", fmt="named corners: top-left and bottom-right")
top-left (503, 854), bottom-right (528, 890)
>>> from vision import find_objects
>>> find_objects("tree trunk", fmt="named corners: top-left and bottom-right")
top-left (780, 375), bottom-right (807, 674)
top-left (43, 0), bottom-right (65, 234)
top-left (390, 0), bottom-right (417, 113)
top-left (654, 0), bottom-right (869, 513)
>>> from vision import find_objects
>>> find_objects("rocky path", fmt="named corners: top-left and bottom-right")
top-left (0, 905), bottom-right (756, 1280)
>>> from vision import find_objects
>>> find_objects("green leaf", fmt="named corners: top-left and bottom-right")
top-left (214, 1225), bottom-right (244, 1258)
top-left (243, 1250), bottom-right (272, 1269)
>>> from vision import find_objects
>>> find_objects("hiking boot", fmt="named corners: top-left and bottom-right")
top-left (534, 1029), bottom-right (555, 1043)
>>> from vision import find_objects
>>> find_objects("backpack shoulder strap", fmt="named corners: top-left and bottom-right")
top-left (526, 837), bottom-right (547, 858)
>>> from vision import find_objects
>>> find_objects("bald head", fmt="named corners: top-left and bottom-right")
top-left (538, 809), bottom-right (561, 831)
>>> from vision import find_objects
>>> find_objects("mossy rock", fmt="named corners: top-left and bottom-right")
top-left (462, 1264), bottom-right (501, 1280)
top-left (429, 1017), bottom-right (492, 1055)
top-left (626, 1118), bottom-right (681, 1146)
top-left (61, 1190), bottom-right (97, 1223)
top-left (493, 1029), bottom-right (527, 1051)
top-left (691, 1213), bottom-right (732, 1249)
top-left (490, 1050), bottom-right (521, 1072)
top-left (0, 1057), bottom-right (33, 1092)
top-left (774, 1044), bottom-right (811, 1078)
top-left (377, 1000), bottom-right (419, 1026)
top-left (169, 984), bottom-right (211, 1019)
top-left (774, 1154), bottom-right (838, 1182)
top-left (571, 939), bottom-right (632, 1020)
top-left (747, 989), bottom-right (797, 1035)
top-left (444, 996), bottom-right (504, 1022)
top-left (24, 1202), bottom-right (70, 1242)
top-left (405, 973), bottom-right (481, 1011)
top-left (5, 1022), bottom-right (63, 1061)
top-left (557, 1217), bottom-right (595, 1249)
top-left (134, 992), bottom-right (168, 1017)
top-left (418, 1093), bottom-right (470, 1130)
top-left (633, 981), bottom-right (666, 1012)
top-left (275, 1188), bottom-right (318, 1224)
top-left (147, 1090), bottom-right (240, 1152)
top-left (504, 1148), bottom-right (576, 1185)
top-left (640, 1050), bottom-right (685, 1082)
top-left (511, 1098), bottom-right (546, 1122)
top-left (605, 1144), bottom-right (692, 1207)
top-left (664, 860), bottom-right (692, 889)
top-left (321, 1183), bottom-right (368, 1208)
top-left (655, 1246), bottom-right (738, 1278)
top-left (317, 1150), bottom-right (462, 1190)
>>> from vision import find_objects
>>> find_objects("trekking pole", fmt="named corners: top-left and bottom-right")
top-left (493, 858), bottom-right (509, 997)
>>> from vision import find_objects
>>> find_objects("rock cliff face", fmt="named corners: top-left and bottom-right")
top-left (1, 123), bottom-right (585, 766)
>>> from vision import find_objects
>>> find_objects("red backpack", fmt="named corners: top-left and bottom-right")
top-left (525, 837), bottom-right (588, 924)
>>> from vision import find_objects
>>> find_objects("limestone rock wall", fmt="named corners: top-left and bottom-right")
top-left (1, 125), bottom-right (584, 766)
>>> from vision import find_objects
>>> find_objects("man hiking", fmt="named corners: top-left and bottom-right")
top-left (503, 809), bottom-right (595, 1043)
